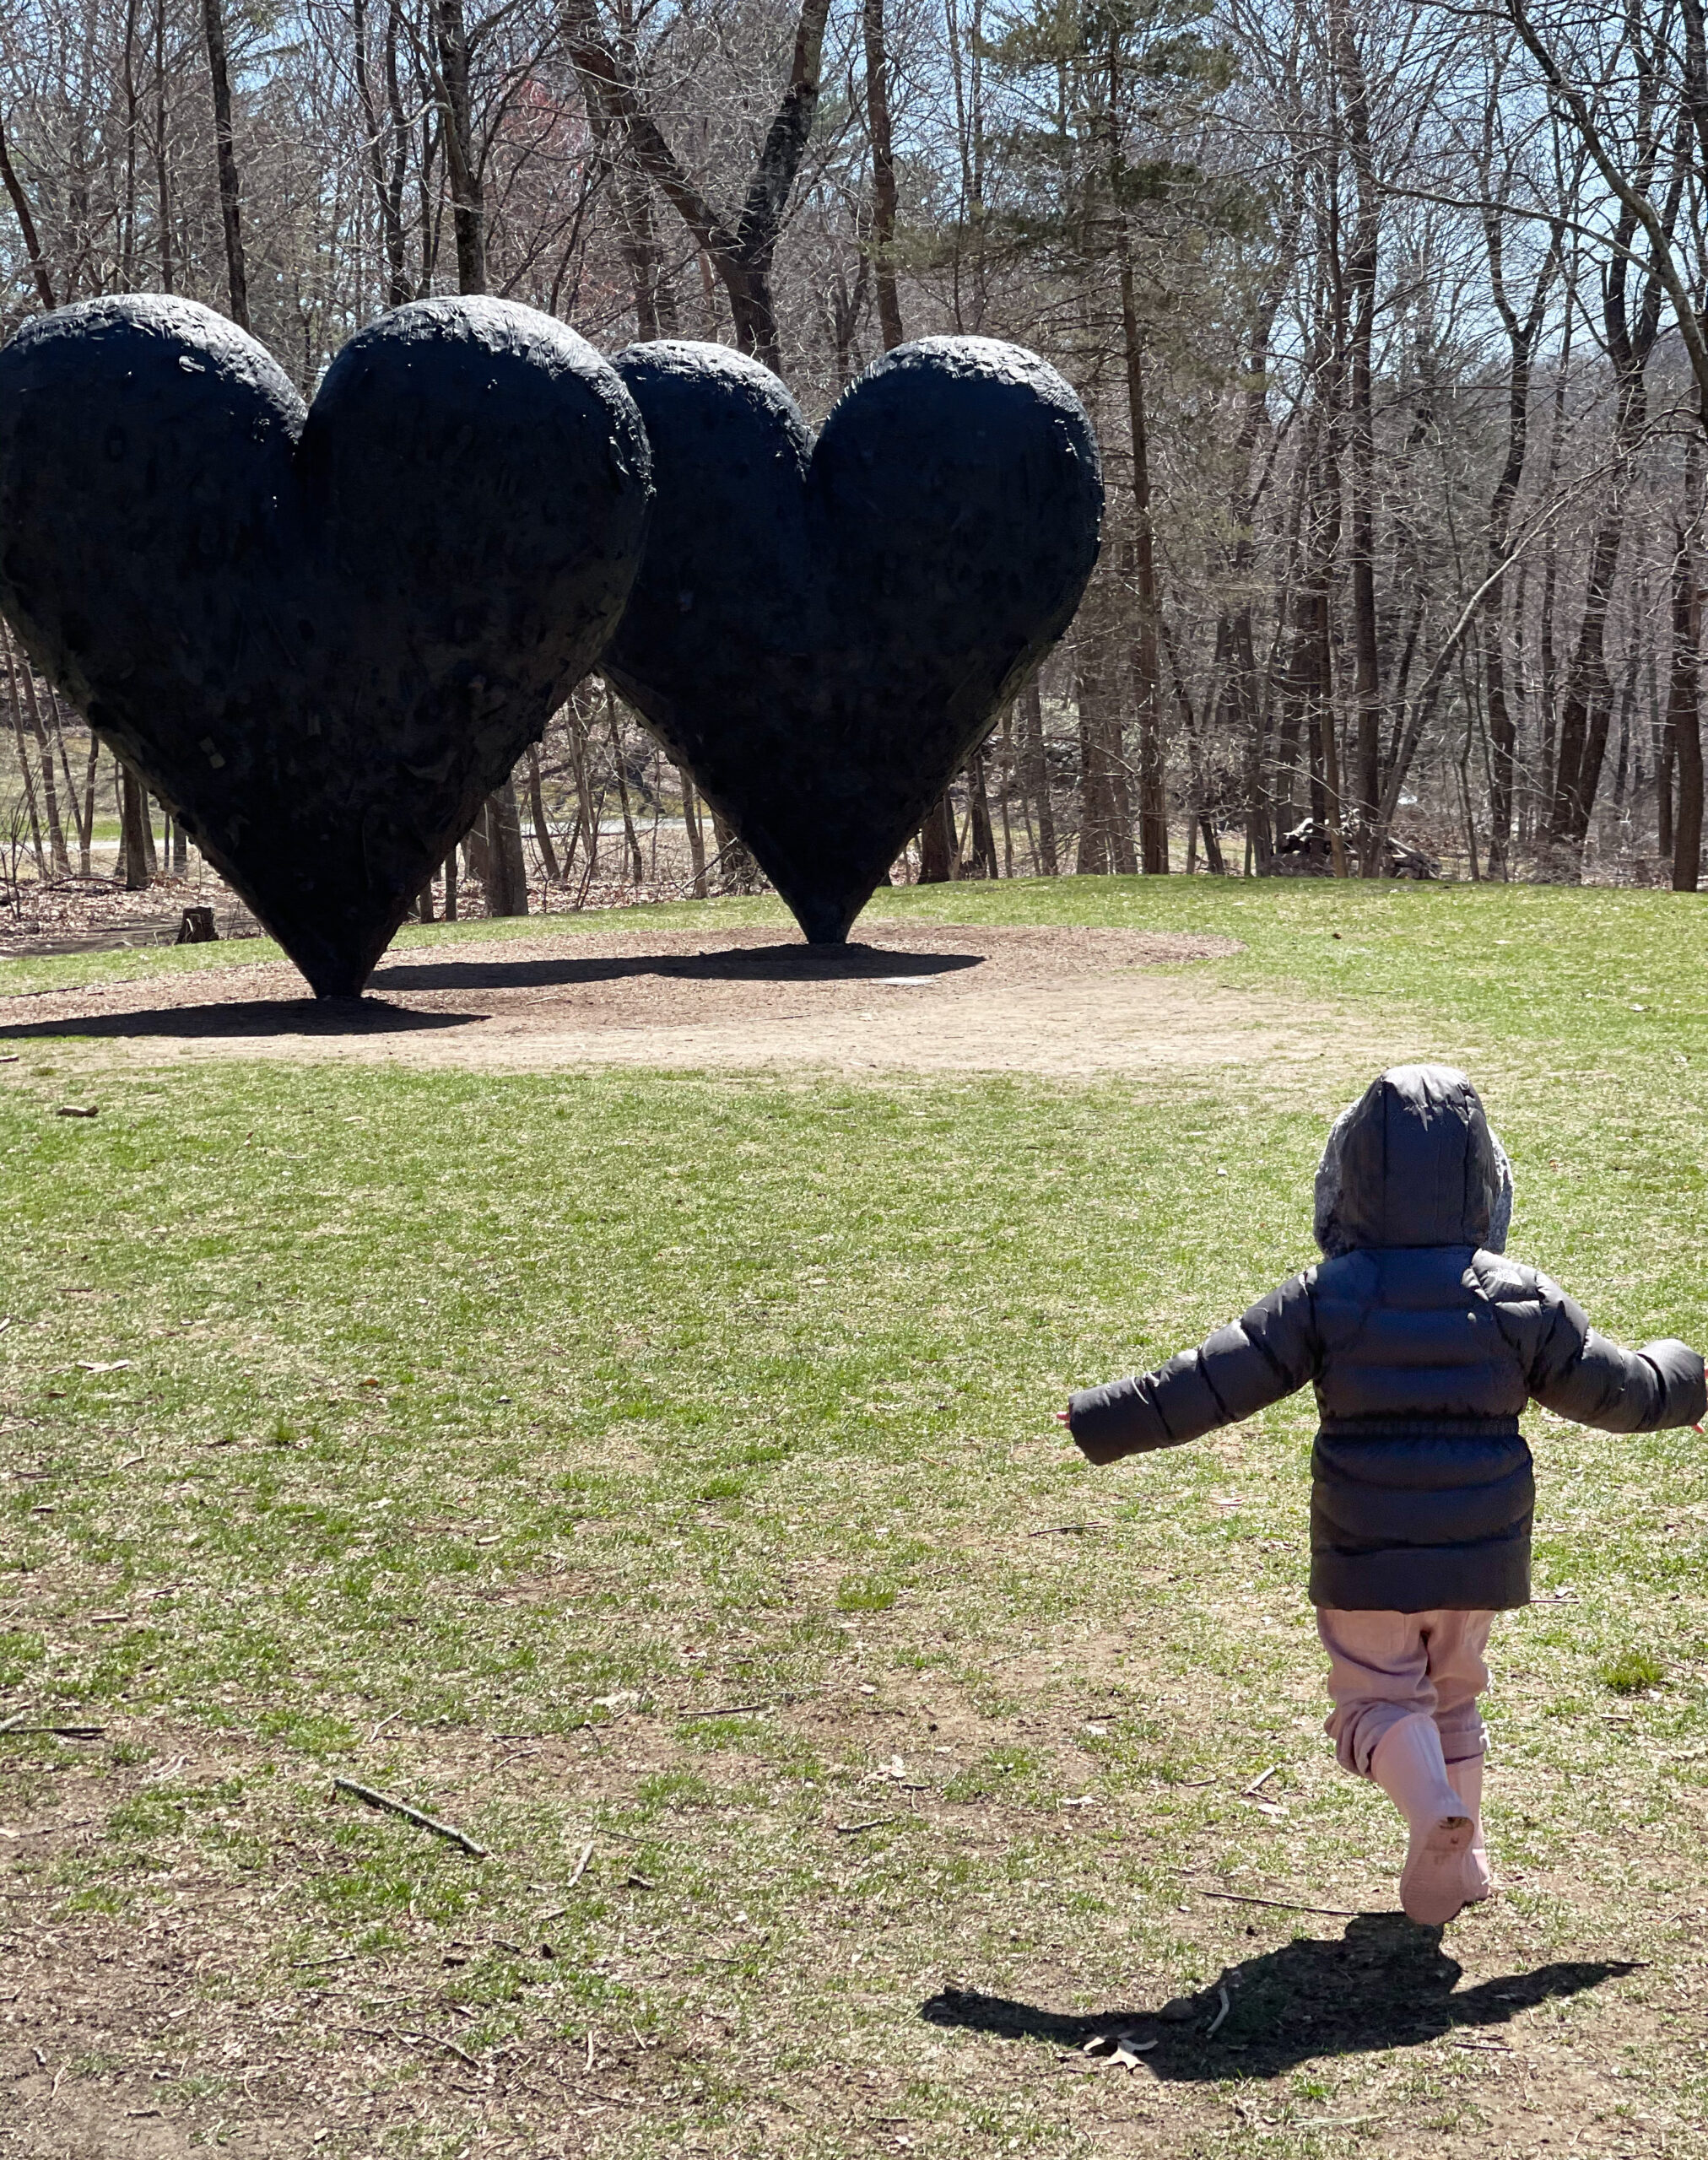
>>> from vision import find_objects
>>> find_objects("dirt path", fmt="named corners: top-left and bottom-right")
top-left (0, 921), bottom-right (1429, 1084)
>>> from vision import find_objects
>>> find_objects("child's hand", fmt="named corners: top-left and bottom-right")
top-left (1054, 1409), bottom-right (1072, 1427)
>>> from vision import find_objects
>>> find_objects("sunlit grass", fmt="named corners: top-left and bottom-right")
top-left (3, 874), bottom-right (1706, 2155)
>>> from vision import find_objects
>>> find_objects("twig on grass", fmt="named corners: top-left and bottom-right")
top-left (1200, 1890), bottom-right (1362, 1919)
top-left (1025, 1522), bottom-right (1108, 1537)
top-left (339, 2022), bottom-right (482, 2071)
top-left (567, 1839), bottom-right (595, 1888)
top-left (835, 1815), bottom-right (904, 1835)
top-left (1205, 1984), bottom-right (1231, 2038)
top-left (332, 1778), bottom-right (488, 1857)
top-left (366, 1711), bottom-right (401, 1747)
top-left (1450, 2038), bottom-right (1514, 2053)
top-left (1240, 1766), bottom-right (1280, 1796)
top-left (424, 2033), bottom-right (481, 2071)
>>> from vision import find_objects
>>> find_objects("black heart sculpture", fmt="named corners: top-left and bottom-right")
top-left (0, 294), bottom-right (651, 996)
top-left (603, 336), bottom-right (1101, 942)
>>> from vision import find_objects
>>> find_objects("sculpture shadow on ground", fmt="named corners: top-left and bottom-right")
top-left (0, 942), bottom-right (987, 1040)
top-left (368, 941), bottom-right (986, 994)
top-left (0, 999), bottom-right (480, 1042)
top-left (920, 1913), bottom-right (1640, 2082)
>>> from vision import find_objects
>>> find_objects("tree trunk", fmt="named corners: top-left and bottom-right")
top-left (353, 0), bottom-right (411, 307)
top-left (16, 661), bottom-right (68, 875)
top-left (527, 743), bottom-right (560, 883)
top-left (435, 0), bottom-right (484, 295)
top-left (1, 631), bottom-right (45, 875)
top-left (200, 0), bottom-right (249, 327)
top-left (965, 748), bottom-right (999, 878)
top-left (681, 770), bottom-right (709, 897)
top-left (463, 804), bottom-right (491, 888)
top-left (863, 0), bottom-right (905, 350)
top-left (1019, 678), bottom-right (1057, 874)
top-left (565, 0), bottom-right (831, 375)
top-left (1672, 506), bottom-right (1702, 891)
top-left (1328, 0), bottom-right (1382, 873)
top-left (78, 729), bottom-right (99, 878)
top-left (118, 764), bottom-right (151, 890)
top-left (484, 772), bottom-right (529, 915)
top-left (0, 111), bottom-right (56, 310)
top-left (608, 699), bottom-right (646, 883)
top-left (1478, 242), bottom-right (1554, 878)
top-left (1114, 214), bottom-right (1166, 873)
top-left (153, 0), bottom-right (174, 293)
top-left (1075, 634), bottom-right (1117, 875)
top-left (918, 791), bottom-right (957, 882)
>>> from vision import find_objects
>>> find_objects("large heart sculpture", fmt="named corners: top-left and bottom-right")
top-left (603, 336), bottom-right (1101, 942)
top-left (0, 294), bottom-right (651, 996)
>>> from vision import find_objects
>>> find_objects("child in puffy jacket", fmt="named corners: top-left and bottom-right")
top-left (1061, 1065), bottom-right (1704, 1925)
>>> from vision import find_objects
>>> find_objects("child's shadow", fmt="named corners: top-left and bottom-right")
top-left (921, 1913), bottom-right (1639, 2079)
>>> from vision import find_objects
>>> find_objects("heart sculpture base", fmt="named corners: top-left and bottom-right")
top-left (0, 294), bottom-right (651, 996)
top-left (605, 337), bottom-right (1102, 943)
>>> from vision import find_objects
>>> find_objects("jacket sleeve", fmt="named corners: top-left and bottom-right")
top-left (1483, 1261), bottom-right (1706, 1433)
top-left (1067, 1272), bottom-right (1321, 1466)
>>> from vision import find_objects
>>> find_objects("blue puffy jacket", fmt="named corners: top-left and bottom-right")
top-left (1066, 1065), bottom-right (1705, 1611)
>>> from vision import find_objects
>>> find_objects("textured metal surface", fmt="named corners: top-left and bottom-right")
top-left (0, 294), bottom-right (651, 996)
top-left (606, 336), bottom-right (1102, 942)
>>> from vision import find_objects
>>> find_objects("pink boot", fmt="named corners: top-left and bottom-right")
top-left (1370, 1712), bottom-right (1473, 1925)
top-left (1446, 1754), bottom-right (1491, 1903)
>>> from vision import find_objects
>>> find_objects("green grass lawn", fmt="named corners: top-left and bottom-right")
top-left (3, 875), bottom-right (1708, 2157)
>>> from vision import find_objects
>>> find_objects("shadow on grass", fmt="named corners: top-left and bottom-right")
top-left (368, 941), bottom-right (986, 992)
top-left (921, 1914), bottom-right (1640, 2079)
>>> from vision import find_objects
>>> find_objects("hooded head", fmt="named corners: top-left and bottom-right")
top-left (1314, 1065), bottom-right (1513, 1257)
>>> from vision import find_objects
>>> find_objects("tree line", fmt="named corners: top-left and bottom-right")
top-left (3, 0), bottom-right (1706, 905)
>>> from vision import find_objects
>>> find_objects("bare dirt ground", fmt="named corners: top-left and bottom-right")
top-left (0, 922), bottom-right (1424, 1084)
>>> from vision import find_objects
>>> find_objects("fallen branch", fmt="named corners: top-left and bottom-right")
top-left (1200, 1890), bottom-right (1361, 1919)
top-left (332, 1778), bottom-right (488, 1857)
top-left (835, 1814), bottom-right (904, 1835)
top-left (567, 1838), bottom-right (594, 1888)
top-left (419, 2031), bottom-right (480, 2070)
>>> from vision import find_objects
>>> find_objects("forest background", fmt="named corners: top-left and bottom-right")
top-left (2, 0), bottom-right (1706, 913)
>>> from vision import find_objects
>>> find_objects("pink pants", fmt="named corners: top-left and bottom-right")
top-left (1317, 1606), bottom-right (1494, 1777)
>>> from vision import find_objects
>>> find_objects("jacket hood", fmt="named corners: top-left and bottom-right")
top-left (1314, 1065), bottom-right (1512, 1256)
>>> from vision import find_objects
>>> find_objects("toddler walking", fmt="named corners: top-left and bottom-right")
top-left (1061, 1065), bottom-right (1704, 1925)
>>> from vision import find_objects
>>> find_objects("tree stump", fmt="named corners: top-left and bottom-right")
top-left (176, 905), bottom-right (218, 944)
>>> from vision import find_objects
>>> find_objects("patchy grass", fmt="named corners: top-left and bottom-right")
top-left (3, 875), bottom-right (1708, 2156)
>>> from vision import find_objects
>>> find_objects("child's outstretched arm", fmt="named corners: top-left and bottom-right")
top-left (1476, 1258), bottom-right (1706, 1431)
top-left (1064, 1273), bottom-right (1319, 1465)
